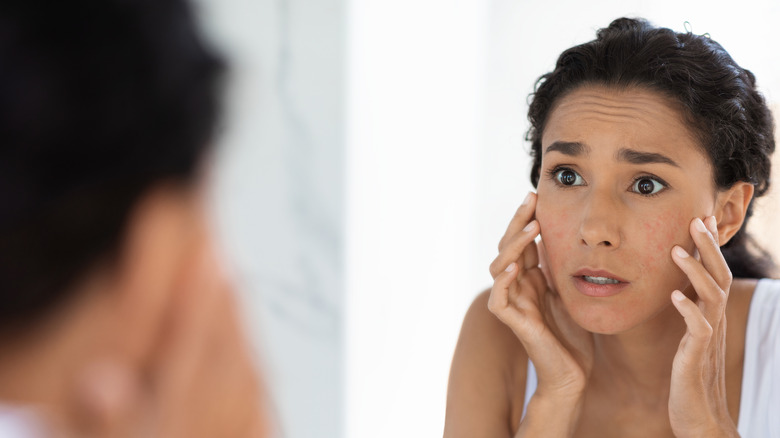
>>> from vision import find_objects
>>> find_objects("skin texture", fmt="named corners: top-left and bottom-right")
top-left (444, 85), bottom-right (757, 438)
top-left (537, 86), bottom-right (717, 335)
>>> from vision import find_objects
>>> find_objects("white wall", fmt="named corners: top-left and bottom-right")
top-left (346, 1), bottom-right (486, 437)
top-left (196, 0), bottom-right (345, 437)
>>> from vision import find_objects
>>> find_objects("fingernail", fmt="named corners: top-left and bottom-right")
top-left (505, 263), bottom-right (516, 272)
top-left (672, 290), bottom-right (686, 301)
top-left (521, 192), bottom-right (533, 206)
top-left (694, 218), bottom-right (707, 233)
top-left (706, 216), bottom-right (718, 235)
top-left (673, 246), bottom-right (689, 258)
top-left (523, 221), bottom-right (536, 233)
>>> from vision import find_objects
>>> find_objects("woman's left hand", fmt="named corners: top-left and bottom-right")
top-left (668, 216), bottom-right (739, 438)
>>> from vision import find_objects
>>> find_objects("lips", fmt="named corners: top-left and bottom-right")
top-left (572, 268), bottom-right (629, 297)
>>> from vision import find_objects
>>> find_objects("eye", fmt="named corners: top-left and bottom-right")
top-left (554, 168), bottom-right (585, 186)
top-left (632, 177), bottom-right (665, 196)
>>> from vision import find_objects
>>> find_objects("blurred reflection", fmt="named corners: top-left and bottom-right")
top-left (0, 0), bottom-right (268, 436)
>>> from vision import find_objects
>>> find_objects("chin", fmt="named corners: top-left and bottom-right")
top-left (559, 289), bottom-right (667, 336)
top-left (567, 307), bottom-right (633, 334)
top-left (572, 316), bottom-right (635, 335)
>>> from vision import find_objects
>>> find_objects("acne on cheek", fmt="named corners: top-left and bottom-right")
top-left (639, 211), bottom-right (690, 271)
top-left (536, 197), bottom-right (693, 282)
top-left (535, 198), bottom-right (568, 242)
top-left (535, 200), bottom-right (574, 278)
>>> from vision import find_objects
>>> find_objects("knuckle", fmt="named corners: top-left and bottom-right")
top-left (697, 321), bottom-right (714, 339)
top-left (487, 293), bottom-right (500, 312)
top-left (716, 300), bottom-right (728, 317)
top-left (489, 260), bottom-right (500, 278)
top-left (723, 269), bottom-right (733, 286)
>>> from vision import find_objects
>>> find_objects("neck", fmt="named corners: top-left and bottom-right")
top-left (590, 299), bottom-right (687, 405)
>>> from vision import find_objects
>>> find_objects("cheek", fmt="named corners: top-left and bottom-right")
top-left (636, 210), bottom-right (690, 272)
top-left (537, 196), bottom-right (693, 276)
top-left (537, 206), bottom-right (570, 242)
top-left (536, 196), bottom-right (576, 270)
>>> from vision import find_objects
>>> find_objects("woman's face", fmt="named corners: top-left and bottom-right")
top-left (536, 85), bottom-right (718, 335)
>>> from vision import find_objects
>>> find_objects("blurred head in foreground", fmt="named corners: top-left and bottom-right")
top-left (0, 0), bottom-right (267, 436)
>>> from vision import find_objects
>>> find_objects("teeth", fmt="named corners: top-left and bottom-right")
top-left (583, 276), bottom-right (620, 285)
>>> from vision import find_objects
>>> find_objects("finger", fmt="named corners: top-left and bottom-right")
top-left (689, 217), bottom-right (732, 292)
top-left (671, 245), bottom-right (726, 323)
top-left (152, 245), bottom-right (222, 412)
top-left (522, 237), bottom-right (539, 271)
top-left (497, 192), bottom-right (536, 252)
top-left (705, 216), bottom-right (720, 246)
top-left (488, 263), bottom-right (536, 340)
top-left (489, 220), bottom-right (539, 278)
top-left (489, 263), bottom-right (544, 331)
top-left (488, 262), bottom-right (519, 315)
top-left (194, 285), bottom-right (263, 437)
top-left (671, 290), bottom-right (712, 359)
top-left (155, 251), bottom-right (263, 438)
top-left (524, 267), bottom-right (548, 296)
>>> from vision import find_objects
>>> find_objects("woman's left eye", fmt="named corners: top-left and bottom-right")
top-left (631, 177), bottom-right (665, 196)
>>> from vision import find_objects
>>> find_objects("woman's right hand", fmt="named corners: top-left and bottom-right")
top-left (487, 192), bottom-right (593, 435)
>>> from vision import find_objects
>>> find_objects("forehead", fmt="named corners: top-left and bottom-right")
top-left (542, 85), bottom-right (707, 162)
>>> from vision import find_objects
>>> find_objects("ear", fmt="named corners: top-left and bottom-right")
top-left (108, 183), bottom-right (203, 367)
top-left (714, 181), bottom-right (754, 246)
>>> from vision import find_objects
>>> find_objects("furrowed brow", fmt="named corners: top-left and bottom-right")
top-left (544, 141), bottom-right (588, 156)
top-left (617, 148), bottom-right (679, 167)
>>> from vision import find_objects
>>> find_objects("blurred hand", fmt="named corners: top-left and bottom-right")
top-left (72, 246), bottom-right (268, 438)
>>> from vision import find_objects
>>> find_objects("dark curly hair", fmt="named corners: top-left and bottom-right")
top-left (527, 17), bottom-right (776, 279)
top-left (0, 0), bottom-right (225, 329)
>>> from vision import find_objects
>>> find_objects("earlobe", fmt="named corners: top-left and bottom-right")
top-left (714, 182), bottom-right (754, 246)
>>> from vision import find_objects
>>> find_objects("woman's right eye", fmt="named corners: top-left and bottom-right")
top-left (554, 168), bottom-right (585, 186)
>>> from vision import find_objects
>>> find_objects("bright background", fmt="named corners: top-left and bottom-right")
top-left (194, 1), bottom-right (780, 437)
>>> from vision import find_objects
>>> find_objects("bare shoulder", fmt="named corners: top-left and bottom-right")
top-left (443, 289), bottom-right (529, 438)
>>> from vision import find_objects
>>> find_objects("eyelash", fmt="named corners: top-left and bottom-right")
top-left (545, 166), bottom-right (670, 197)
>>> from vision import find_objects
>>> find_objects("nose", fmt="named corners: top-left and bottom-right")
top-left (578, 191), bottom-right (622, 249)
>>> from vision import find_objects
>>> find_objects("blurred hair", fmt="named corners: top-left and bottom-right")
top-left (0, 0), bottom-right (225, 329)
top-left (527, 17), bottom-right (776, 278)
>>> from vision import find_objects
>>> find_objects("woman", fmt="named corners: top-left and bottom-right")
top-left (444, 18), bottom-right (778, 437)
top-left (0, 0), bottom-right (267, 436)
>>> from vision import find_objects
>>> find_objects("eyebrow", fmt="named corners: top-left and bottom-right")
top-left (544, 141), bottom-right (588, 156)
top-left (544, 141), bottom-right (679, 167)
top-left (617, 148), bottom-right (679, 167)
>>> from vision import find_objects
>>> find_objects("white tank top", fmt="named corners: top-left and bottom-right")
top-left (522, 278), bottom-right (780, 436)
